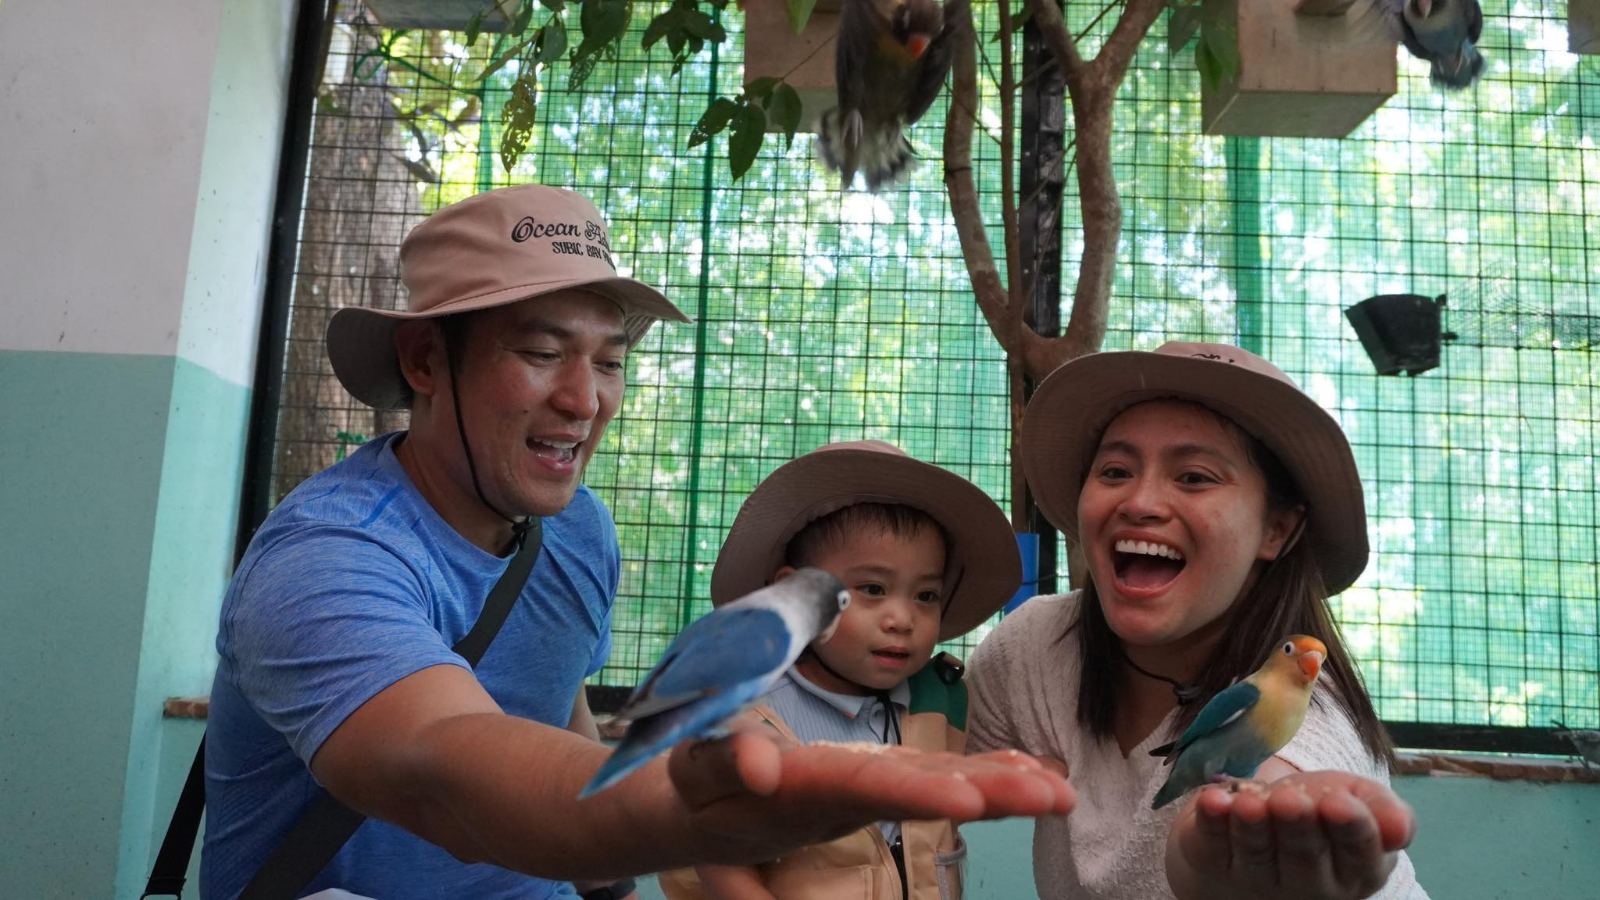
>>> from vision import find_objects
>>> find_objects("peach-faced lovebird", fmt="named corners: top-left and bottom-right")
top-left (818, 0), bottom-right (967, 191)
top-left (1379, 0), bottom-right (1485, 90)
top-left (579, 568), bottom-right (850, 798)
top-left (1149, 635), bottom-right (1327, 809)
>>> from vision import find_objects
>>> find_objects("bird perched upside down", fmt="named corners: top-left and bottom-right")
top-left (579, 568), bottom-right (851, 798)
top-left (1150, 635), bottom-right (1327, 809)
top-left (818, 0), bottom-right (967, 191)
top-left (1379, 0), bottom-right (1485, 90)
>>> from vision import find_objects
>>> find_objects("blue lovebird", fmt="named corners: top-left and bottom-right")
top-left (1150, 635), bottom-right (1327, 809)
top-left (1379, 0), bottom-right (1485, 90)
top-left (579, 567), bottom-right (851, 798)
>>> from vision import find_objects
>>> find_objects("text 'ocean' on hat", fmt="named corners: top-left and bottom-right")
top-left (326, 184), bottom-right (690, 410)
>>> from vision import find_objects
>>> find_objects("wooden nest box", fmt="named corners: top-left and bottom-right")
top-left (743, 0), bottom-right (843, 133)
top-left (1202, 0), bottom-right (1397, 139)
top-left (1572, 0), bottom-right (1600, 54)
top-left (364, 0), bottom-right (514, 32)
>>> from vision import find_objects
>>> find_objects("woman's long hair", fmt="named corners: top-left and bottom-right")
top-left (1068, 414), bottom-right (1395, 768)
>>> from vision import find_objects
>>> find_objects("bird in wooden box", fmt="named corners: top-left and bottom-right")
top-left (1377, 0), bottom-right (1486, 90)
top-left (818, 0), bottom-right (967, 191)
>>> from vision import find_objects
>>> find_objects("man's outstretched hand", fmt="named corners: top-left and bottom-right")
top-left (668, 728), bottom-right (1074, 862)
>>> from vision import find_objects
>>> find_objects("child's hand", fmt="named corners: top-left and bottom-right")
top-left (1166, 769), bottom-right (1416, 900)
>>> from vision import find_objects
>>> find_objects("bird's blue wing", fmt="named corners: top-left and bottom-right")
top-left (1169, 681), bottom-right (1261, 756)
top-left (614, 607), bottom-right (793, 722)
top-left (580, 676), bottom-right (769, 798)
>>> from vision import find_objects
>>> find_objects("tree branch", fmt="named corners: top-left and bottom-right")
top-left (943, 9), bottom-right (1015, 361)
top-left (1090, 0), bottom-right (1166, 87)
top-left (999, 0), bottom-right (1021, 306)
top-left (1025, 0), bottom-right (1085, 75)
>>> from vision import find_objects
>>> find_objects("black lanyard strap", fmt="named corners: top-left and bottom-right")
top-left (143, 519), bottom-right (543, 899)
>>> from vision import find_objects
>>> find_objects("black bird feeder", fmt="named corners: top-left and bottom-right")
top-left (1344, 293), bottom-right (1449, 376)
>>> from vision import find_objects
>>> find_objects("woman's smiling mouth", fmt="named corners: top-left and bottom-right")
top-left (1111, 538), bottom-right (1186, 592)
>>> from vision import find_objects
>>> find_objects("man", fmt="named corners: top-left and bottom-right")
top-left (202, 184), bottom-right (1072, 899)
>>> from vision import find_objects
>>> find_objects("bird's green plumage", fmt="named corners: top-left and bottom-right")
top-left (1150, 649), bottom-right (1318, 809)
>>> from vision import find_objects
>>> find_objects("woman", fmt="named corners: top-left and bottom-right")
top-left (969, 342), bottom-right (1426, 899)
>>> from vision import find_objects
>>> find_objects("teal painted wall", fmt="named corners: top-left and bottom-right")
top-left (0, 352), bottom-right (250, 898)
top-left (624, 775), bottom-right (1600, 899)
top-left (117, 357), bottom-right (252, 898)
top-left (0, 350), bottom-right (177, 896)
top-left (1401, 777), bottom-right (1600, 899)
top-left (0, 0), bottom-right (292, 894)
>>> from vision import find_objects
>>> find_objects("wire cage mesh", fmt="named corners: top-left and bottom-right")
top-left (258, 0), bottom-right (1599, 746)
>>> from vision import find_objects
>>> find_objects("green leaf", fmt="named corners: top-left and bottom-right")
top-left (1168, 6), bottom-right (1200, 56)
top-left (500, 70), bottom-right (539, 172)
top-left (578, 0), bottom-right (632, 54)
top-left (480, 32), bottom-right (539, 80)
top-left (538, 19), bottom-right (568, 63)
top-left (765, 82), bottom-right (802, 149)
top-left (571, 0), bottom-right (632, 88)
top-left (465, 11), bottom-right (485, 46)
top-left (743, 76), bottom-right (780, 100)
top-left (569, 51), bottom-right (600, 89)
top-left (787, 0), bottom-right (817, 33)
top-left (1204, 22), bottom-right (1240, 83)
top-left (539, 0), bottom-right (565, 10)
top-left (681, 8), bottom-right (726, 42)
top-left (728, 102), bottom-right (767, 180)
top-left (642, 9), bottom-right (680, 50)
top-left (511, 0), bottom-right (536, 35)
top-left (688, 96), bottom-right (739, 148)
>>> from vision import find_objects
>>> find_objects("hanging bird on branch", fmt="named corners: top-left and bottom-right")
top-left (818, 0), bottom-right (967, 192)
top-left (1376, 0), bottom-right (1485, 90)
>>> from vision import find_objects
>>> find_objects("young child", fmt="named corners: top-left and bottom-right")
top-left (968, 342), bottom-right (1426, 899)
top-left (659, 440), bottom-right (1022, 900)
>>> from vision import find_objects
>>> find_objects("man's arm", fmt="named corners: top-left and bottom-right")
top-left (567, 685), bottom-right (642, 900)
top-left (311, 664), bottom-right (1074, 882)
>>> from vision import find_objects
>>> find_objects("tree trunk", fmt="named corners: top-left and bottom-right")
top-left (272, 7), bottom-right (422, 502)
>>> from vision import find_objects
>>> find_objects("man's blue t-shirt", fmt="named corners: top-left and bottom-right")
top-left (202, 432), bottom-right (619, 899)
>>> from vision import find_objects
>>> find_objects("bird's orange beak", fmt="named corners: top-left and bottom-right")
top-left (907, 33), bottom-right (931, 59)
top-left (1299, 649), bottom-right (1325, 681)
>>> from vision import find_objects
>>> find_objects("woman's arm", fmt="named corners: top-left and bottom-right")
top-left (1164, 759), bottom-right (1417, 900)
top-left (696, 863), bottom-right (777, 900)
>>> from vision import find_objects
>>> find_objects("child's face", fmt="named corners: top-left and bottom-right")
top-left (1076, 399), bottom-right (1300, 654)
top-left (789, 524), bottom-right (946, 696)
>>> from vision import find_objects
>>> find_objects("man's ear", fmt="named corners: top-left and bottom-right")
top-left (1258, 503), bottom-right (1307, 562)
top-left (395, 320), bottom-right (445, 402)
top-left (770, 565), bottom-right (797, 586)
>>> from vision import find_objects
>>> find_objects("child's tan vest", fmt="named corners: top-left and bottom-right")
top-left (657, 656), bottom-right (970, 900)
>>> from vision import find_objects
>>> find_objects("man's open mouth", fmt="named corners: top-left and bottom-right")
top-left (527, 437), bottom-right (580, 463)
